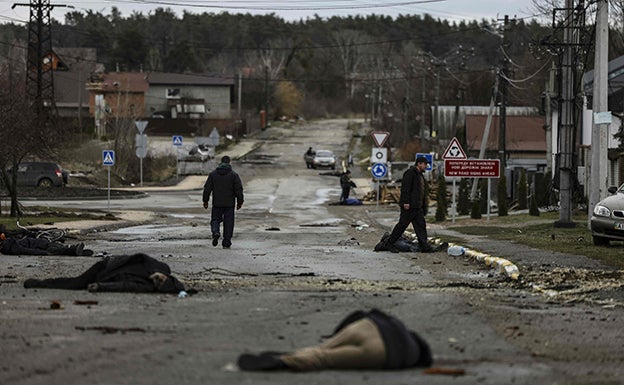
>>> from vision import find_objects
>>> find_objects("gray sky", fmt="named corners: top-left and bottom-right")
top-left (0, 0), bottom-right (541, 25)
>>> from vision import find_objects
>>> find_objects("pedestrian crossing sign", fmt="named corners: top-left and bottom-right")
top-left (103, 150), bottom-right (115, 166)
top-left (172, 135), bottom-right (183, 146)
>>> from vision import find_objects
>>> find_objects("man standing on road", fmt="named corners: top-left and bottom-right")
top-left (375, 156), bottom-right (433, 253)
top-left (339, 170), bottom-right (356, 202)
top-left (202, 156), bottom-right (244, 249)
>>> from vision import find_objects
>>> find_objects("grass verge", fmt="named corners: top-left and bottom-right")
top-left (445, 211), bottom-right (624, 269)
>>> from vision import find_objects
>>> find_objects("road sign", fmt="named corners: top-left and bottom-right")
top-left (442, 137), bottom-right (467, 159)
top-left (136, 146), bottom-right (147, 158)
top-left (207, 127), bottom-right (220, 146)
top-left (103, 150), bottom-right (115, 166)
top-left (371, 163), bottom-right (388, 178)
top-left (444, 159), bottom-right (500, 178)
top-left (172, 135), bottom-right (183, 146)
top-left (416, 153), bottom-right (433, 171)
top-left (371, 147), bottom-right (387, 164)
top-left (135, 120), bottom-right (148, 134)
top-left (371, 131), bottom-right (390, 148)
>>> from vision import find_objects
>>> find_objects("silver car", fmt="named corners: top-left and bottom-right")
top-left (590, 184), bottom-right (624, 245)
top-left (311, 150), bottom-right (336, 170)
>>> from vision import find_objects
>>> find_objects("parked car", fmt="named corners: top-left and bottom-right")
top-left (9, 162), bottom-right (68, 188)
top-left (310, 150), bottom-right (336, 170)
top-left (590, 184), bottom-right (624, 245)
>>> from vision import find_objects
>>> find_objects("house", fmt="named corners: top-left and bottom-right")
top-left (143, 72), bottom-right (235, 119)
top-left (434, 105), bottom-right (539, 140)
top-left (464, 114), bottom-right (547, 171)
top-left (86, 72), bottom-right (149, 136)
top-left (53, 48), bottom-right (100, 121)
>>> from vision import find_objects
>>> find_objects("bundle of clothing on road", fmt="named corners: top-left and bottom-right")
top-left (23, 253), bottom-right (186, 294)
top-left (237, 308), bottom-right (433, 371)
top-left (374, 232), bottom-right (448, 253)
top-left (0, 231), bottom-right (93, 256)
top-left (24, 253), bottom-right (184, 294)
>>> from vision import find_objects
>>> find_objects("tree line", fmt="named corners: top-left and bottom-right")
top-left (0, 8), bottom-right (563, 123)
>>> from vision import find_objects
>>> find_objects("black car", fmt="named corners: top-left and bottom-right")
top-left (590, 184), bottom-right (624, 245)
top-left (11, 162), bottom-right (69, 187)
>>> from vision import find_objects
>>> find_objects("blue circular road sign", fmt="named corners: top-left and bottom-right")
top-left (371, 163), bottom-right (388, 178)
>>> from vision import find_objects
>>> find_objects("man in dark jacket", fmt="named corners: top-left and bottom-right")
top-left (237, 309), bottom-right (433, 371)
top-left (1, 233), bottom-right (89, 256)
top-left (202, 155), bottom-right (244, 249)
top-left (375, 156), bottom-right (434, 253)
top-left (23, 253), bottom-right (185, 293)
top-left (339, 170), bottom-right (356, 202)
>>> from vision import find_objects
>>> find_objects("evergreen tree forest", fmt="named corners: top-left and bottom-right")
top-left (1, 6), bottom-right (622, 126)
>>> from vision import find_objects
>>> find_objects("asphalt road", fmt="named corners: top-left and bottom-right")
top-left (1, 119), bottom-right (623, 385)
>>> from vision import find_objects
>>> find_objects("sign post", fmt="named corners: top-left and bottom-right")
top-left (135, 121), bottom-right (148, 187)
top-left (370, 131), bottom-right (390, 209)
top-left (442, 137), bottom-right (467, 223)
top-left (371, 163), bottom-right (388, 209)
top-left (102, 150), bottom-right (115, 211)
top-left (172, 135), bottom-right (183, 180)
top-left (444, 159), bottom-right (500, 221)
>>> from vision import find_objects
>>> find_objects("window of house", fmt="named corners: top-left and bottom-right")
top-left (166, 88), bottom-right (181, 99)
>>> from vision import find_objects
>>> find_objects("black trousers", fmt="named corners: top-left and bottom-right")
top-left (340, 185), bottom-right (350, 201)
top-left (211, 206), bottom-right (235, 247)
top-left (385, 207), bottom-right (429, 248)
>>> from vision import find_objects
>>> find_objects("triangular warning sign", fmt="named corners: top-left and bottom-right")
top-left (442, 137), bottom-right (467, 159)
top-left (371, 131), bottom-right (390, 147)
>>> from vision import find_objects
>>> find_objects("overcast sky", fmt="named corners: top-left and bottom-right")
top-left (0, 0), bottom-right (542, 25)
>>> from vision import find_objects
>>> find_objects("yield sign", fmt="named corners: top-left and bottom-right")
top-left (371, 131), bottom-right (390, 147)
top-left (442, 137), bottom-right (467, 159)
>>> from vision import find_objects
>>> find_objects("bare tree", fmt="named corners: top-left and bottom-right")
top-left (331, 30), bottom-right (369, 99)
top-left (0, 62), bottom-right (61, 217)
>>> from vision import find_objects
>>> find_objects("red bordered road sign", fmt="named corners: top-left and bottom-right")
top-left (371, 131), bottom-right (390, 147)
top-left (444, 159), bottom-right (500, 178)
top-left (442, 137), bottom-right (467, 159)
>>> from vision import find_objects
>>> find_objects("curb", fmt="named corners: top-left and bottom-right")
top-left (429, 238), bottom-right (520, 281)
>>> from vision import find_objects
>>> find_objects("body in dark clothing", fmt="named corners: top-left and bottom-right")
top-left (237, 308), bottom-right (433, 371)
top-left (0, 234), bottom-right (89, 256)
top-left (23, 253), bottom-right (185, 293)
top-left (202, 156), bottom-right (244, 248)
top-left (376, 156), bottom-right (433, 253)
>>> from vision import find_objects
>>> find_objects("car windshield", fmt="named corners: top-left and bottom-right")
top-left (316, 151), bottom-right (333, 157)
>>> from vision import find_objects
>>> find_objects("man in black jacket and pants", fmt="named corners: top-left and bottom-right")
top-left (375, 156), bottom-right (434, 253)
top-left (202, 155), bottom-right (244, 249)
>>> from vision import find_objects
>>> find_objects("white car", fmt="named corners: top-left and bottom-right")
top-left (591, 184), bottom-right (624, 245)
top-left (311, 150), bottom-right (336, 170)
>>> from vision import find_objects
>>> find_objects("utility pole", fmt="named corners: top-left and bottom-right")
top-left (498, 15), bottom-right (509, 174)
top-left (555, 0), bottom-right (578, 228)
top-left (544, 62), bottom-right (556, 175)
top-left (589, 0), bottom-right (609, 226)
top-left (12, 1), bottom-right (72, 113)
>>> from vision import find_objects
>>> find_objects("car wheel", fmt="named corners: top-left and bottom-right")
top-left (592, 235), bottom-right (610, 246)
top-left (37, 178), bottom-right (53, 188)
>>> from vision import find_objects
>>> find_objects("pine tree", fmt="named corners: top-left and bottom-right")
top-left (517, 168), bottom-right (528, 210)
top-left (458, 178), bottom-right (470, 215)
top-left (497, 174), bottom-right (508, 216)
top-left (435, 174), bottom-right (447, 222)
